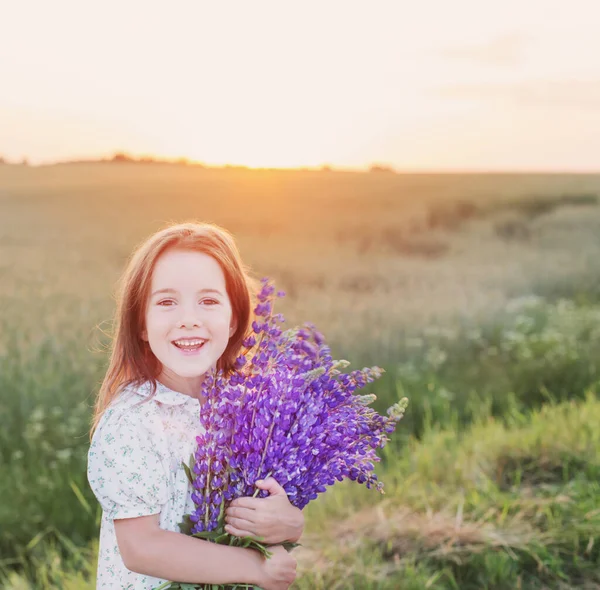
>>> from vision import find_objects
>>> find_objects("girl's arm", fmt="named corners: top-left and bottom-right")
top-left (115, 514), bottom-right (296, 588)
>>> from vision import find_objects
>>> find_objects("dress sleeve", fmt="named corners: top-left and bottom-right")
top-left (87, 402), bottom-right (170, 520)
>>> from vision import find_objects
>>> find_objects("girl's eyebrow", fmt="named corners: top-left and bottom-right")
top-left (151, 288), bottom-right (224, 297)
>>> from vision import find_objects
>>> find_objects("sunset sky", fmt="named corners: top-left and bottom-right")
top-left (1, 0), bottom-right (599, 171)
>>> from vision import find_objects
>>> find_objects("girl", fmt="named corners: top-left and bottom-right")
top-left (87, 222), bottom-right (302, 590)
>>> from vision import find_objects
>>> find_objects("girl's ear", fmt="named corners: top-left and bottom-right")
top-left (229, 319), bottom-right (237, 338)
top-left (141, 329), bottom-right (148, 342)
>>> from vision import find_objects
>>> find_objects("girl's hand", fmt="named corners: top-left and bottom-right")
top-left (224, 477), bottom-right (304, 544)
top-left (257, 544), bottom-right (297, 590)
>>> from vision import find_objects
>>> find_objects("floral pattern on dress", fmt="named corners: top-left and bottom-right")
top-left (88, 381), bottom-right (203, 589)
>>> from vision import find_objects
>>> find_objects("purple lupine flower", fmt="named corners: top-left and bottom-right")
top-left (186, 279), bottom-right (408, 535)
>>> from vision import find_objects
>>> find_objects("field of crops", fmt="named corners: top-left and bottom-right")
top-left (1, 164), bottom-right (600, 589)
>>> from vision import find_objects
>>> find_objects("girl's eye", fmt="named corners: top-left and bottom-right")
top-left (156, 298), bottom-right (219, 306)
top-left (201, 298), bottom-right (219, 306)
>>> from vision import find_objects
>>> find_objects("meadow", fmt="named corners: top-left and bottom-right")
top-left (1, 163), bottom-right (600, 589)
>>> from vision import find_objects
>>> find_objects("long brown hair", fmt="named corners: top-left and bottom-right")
top-left (91, 221), bottom-right (254, 436)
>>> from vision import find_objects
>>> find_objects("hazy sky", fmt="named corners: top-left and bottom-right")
top-left (1, 0), bottom-right (599, 170)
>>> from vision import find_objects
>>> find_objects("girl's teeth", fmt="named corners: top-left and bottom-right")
top-left (173, 339), bottom-right (205, 349)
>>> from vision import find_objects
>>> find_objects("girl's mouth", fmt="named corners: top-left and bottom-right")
top-left (172, 338), bottom-right (207, 355)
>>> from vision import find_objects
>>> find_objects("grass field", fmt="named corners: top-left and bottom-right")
top-left (1, 163), bottom-right (600, 588)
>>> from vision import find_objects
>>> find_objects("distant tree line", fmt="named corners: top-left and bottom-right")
top-left (0, 156), bottom-right (28, 165)
top-left (0, 152), bottom-right (398, 173)
top-left (110, 152), bottom-right (197, 166)
top-left (369, 163), bottom-right (396, 173)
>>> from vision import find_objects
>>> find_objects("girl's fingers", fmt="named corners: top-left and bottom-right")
top-left (226, 506), bottom-right (255, 520)
top-left (229, 497), bottom-right (259, 510)
top-left (225, 516), bottom-right (256, 535)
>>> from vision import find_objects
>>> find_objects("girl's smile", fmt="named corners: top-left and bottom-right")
top-left (172, 337), bottom-right (208, 354)
top-left (172, 338), bottom-right (207, 349)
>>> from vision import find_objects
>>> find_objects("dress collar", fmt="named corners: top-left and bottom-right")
top-left (126, 380), bottom-right (198, 406)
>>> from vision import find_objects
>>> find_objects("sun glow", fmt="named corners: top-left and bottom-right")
top-left (1, 1), bottom-right (599, 170)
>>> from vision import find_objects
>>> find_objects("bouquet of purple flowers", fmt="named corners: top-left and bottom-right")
top-left (156, 280), bottom-right (408, 590)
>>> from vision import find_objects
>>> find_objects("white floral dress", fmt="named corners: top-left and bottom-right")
top-left (87, 381), bottom-right (203, 589)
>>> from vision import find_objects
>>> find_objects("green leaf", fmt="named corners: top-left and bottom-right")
top-left (228, 536), bottom-right (271, 557)
top-left (182, 458), bottom-right (194, 485)
top-left (178, 514), bottom-right (194, 536)
top-left (238, 534), bottom-right (265, 544)
top-left (191, 530), bottom-right (222, 541)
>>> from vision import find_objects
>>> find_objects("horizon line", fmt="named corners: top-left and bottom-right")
top-left (1, 152), bottom-right (599, 175)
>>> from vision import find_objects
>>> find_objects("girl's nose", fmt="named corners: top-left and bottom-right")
top-left (178, 306), bottom-right (202, 329)
top-left (179, 318), bottom-right (201, 329)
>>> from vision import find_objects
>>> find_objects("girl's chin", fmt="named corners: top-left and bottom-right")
top-left (160, 363), bottom-right (216, 380)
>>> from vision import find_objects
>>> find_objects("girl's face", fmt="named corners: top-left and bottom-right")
top-left (142, 248), bottom-right (236, 397)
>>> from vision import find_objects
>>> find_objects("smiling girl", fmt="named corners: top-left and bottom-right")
top-left (87, 222), bottom-right (302, 590)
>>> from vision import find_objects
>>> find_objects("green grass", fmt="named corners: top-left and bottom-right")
top-left (4, 394), bottom-right (600, 589)
top-left (3, 299), bottom-right (600, 588)
top-left (377, 297), bottom-right (600, 440)
top-left (0, 329), bottom-right (103, 564)
top-left (295, 393), bottom-right (600, 589)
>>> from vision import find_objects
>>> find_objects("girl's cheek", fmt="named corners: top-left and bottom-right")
top-left (148, 313), bottom-right (172, 330)
top-left (216, 316), bottom-right (233, 330)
